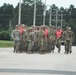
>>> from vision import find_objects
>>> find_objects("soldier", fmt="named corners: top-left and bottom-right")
top-left (63, 27), bottom-right (74, 54)
top-left (48, 26), bottom-right (56, 53)
top-left (39, 26), bottom-right (45, 54)
top-left (20, 24), bottom-right (27, 52)
top-left (23, 28), bottom-right (29, 53)
top-left (55, 26), bottom-right (63, 53)
top-left (33, 26), bottom-right (40, 53)
top-left (25, 27), bottom-right (35, 53)
top-left (17, 24), bottom-right (26, 53)
top-left (42, 26), bottom-right (49, 53)
top-left (11, 25), bottom-right (20, 53)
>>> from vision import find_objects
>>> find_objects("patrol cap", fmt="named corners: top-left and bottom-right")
top-left (66, 26), bottom-right (69, 29)
top-left (22, 24), bottom-right (25, 26)
top-left (40, 25), bottom-right (43, 27)
top-left (28, 27), bottom-right (33, 30)
top-left (57, 26), bottom-right (60, 29)
top-left (49, 26), bottom-right (53, 29)
top-left (31, 25), bottom-right (35, 28)
top-left (15, 25), bottom-right (19, 28)
top-left (42, 25), bottom-right (47, 28)
top-left (68, 27), bottom-right (71, 30)
top-left (52, 26), bottom-right (55, 29)
top-left (16, 25), bottom-right (18, 27)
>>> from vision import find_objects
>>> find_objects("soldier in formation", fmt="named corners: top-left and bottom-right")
top-left (63, 26), bottom-right (74, 54)
top-left (11, 24), bottom-right (74, 54)
top-left (11, 25), bottom-right (21, 53)
top-left (48, 26), bottom-right (56, 53)
top-left (55, 26), bottom-right (63, 53)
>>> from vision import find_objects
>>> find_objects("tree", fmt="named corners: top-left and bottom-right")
top-left (0, 3), bottom-right (14, 30)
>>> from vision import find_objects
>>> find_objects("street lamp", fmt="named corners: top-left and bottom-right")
top-left (43, 0), bottom-right (46, 26)
top-left (33, 0), bottom-right (36, 27)
top-left (18, 0), bottom-right (21, 25)
top-left (49, 6), bottom-right (52, 26)
top-left (61, 11), bottom-right (63, 30)
top-left (56, 9), bottom-right (58, 30)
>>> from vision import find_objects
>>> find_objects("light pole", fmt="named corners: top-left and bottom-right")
top-left (18, 0), bottom-right (21, 25)
top-left (49, 6), bottom-right (52, 26)
top-left (56, 9), bottom-right (58, 30)
top-left (33, 0), bottom-right (36, 27)
top-left (43, 0), bottom-right (46, 26)
top-left (61, 11), bottom-right (63, 29)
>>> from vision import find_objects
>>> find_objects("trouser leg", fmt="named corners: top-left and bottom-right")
top-left (56, 39), bottom-right (61, 53)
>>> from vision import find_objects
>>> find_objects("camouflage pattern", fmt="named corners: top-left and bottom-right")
top-left (35, 27), bottom-right (44, 53)
top-left (56, 38), bottom-right (61, 53)
top-left (19, 25), bottom-right (27, 53)
top-left (55, 27), bottom-right (63, 53)
top-left (48, 26), bottom-right (56, 53)
top-left (20, 30), bottom-right (27, 52)
top-left (24, 28), bottom-right (35, 53)
top-left (33, 27), bottom-right (40, 53)
top-left (63, 27), bottom-right (74, 54)
top-left (11, 25), bottom-right (20, 53)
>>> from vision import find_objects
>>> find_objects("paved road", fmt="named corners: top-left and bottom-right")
top-left (0, 46), bottom-right (76, 75)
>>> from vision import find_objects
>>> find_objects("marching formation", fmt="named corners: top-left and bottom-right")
top-left (11, 24), bottom-right (75, 54)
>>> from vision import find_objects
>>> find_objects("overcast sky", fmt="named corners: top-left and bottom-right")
top-left (0, 0), bottom-right (76, 8)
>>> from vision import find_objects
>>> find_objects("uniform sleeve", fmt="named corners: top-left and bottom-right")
top-left (11, 30), bottom-right (14, 39)
top-left (23, 32), bottom-right (27, 40)
top-left (31, 32), bottom-right (36, 41)
top-left (62, 31), bottom-right (66, 41)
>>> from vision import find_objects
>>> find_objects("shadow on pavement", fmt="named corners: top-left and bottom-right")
top-left (0, 68), bottom-right (76, 75)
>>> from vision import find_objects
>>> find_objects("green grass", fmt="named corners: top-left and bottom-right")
top-left (0, 40), bottom-right (13, 47)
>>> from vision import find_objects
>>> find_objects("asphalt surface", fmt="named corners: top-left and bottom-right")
top-left (0, 46), bottom-right (76, 75)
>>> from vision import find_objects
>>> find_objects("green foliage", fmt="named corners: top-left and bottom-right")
top-left (0, 31), bottom-right (10, 40)
top-left (0, 3), bottom-right (14, 30)
top-left (0, 40), bottom-right (13, 47)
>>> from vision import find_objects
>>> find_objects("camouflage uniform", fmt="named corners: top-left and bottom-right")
top-left (21, 30), bottom-right (27, 52)
top-left (19, 25), bottom-right (26, 53)
top-left (56, 27), bottom-right (63, 53)
top-left (38, 28), bottom-right (44, 53)
top-left (42, 27), bottom-right (49, 53)
top-left (32, 26), bottom-right (40, 53)
top-left (21, 25), bottom-right (27, 52)
top-left (48, 27), bottom-right (56, 53)
top-left (23, 30), bottom-right (29, 53)
top-left (25, 28), bottom-right (35, 53)
top-left (63, 27), bottom-right (74, 54)
top-left (11, 25), bottom-right (20, 53)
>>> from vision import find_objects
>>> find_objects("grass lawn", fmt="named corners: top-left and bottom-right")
top-left (0, 40), bottom-right (13, 47)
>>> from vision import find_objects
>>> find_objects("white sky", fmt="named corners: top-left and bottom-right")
top-left (0, 0), bottom-right (76, 8)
